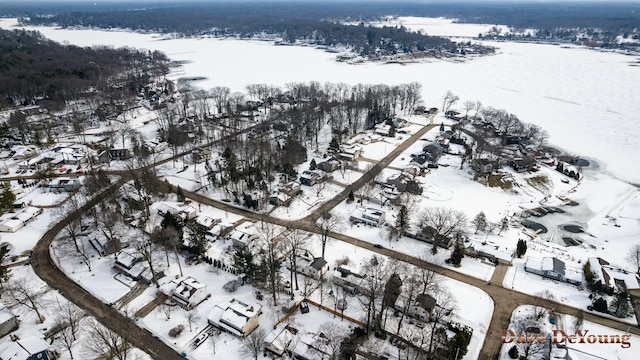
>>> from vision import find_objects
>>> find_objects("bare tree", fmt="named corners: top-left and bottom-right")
top-left (315, 212), bottom-right (342, 259)
top-left (462, 101), bottom-right (475, 119)
top-left (310, 322), bottom-right (349, 360)
top-left (428, 290), bottom-right (456, 353)
top-left (533, 290), bottom-right (555, 320)
top-left (134, 237), bottom-right (162, 288)
top-left (186, 311), bottom-right (201, 332)
top-left (356, 255), bottom-right (389, 334)
top-left (313, 181), bottom-right (327, 197)
top-left (209, 86), bottom-right (231, 115)
top-left (5, 278), bottom-right (48, 323)
top-left (510, 315), bottom-right (550, 360)
top-left (53, 300), bottom-right (84, 359)
top-left (83, 318), bottom-right (130, 360)
top-left (626, 244), bottom-right (640, 274)
top-left (573, 310), bottom-right (584, 332)
top-left (418, 207), bottom-right (467, 253)
top-left (442, 90), bottom-right (459, 112)
top-left (256, 223), bottom-right (284, 304)
top-left (241, 328), bottom-right (265, 360)
top-left (285, 229), bottom-right (309, 291)
top-left (57, 194), bottom-right (92, 270)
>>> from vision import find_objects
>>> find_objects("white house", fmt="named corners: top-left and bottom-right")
top-left (113, 250), bottom-right (147, 281)
top-left (349, 207), bottom-right (386, 227)
top-left (296, 257), bottom-right (329, 280)
top-left (0, 219), bottom-right (24, 233)
top-left (0, 304), bottom-right (18, 338)
top-left (160, 276), bottom-right (210, 310)
top-left (207, 298), bottom-right (262, 337)
top-left (14, 207), bottom-right (43, 225)
top-left (228, 222), bottom-right (261, 248)
top-left (0, 336), bottom-right (53, 360)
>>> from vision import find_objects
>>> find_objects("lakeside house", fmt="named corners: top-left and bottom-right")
top-left (525, 257), bottom-right (582, 285)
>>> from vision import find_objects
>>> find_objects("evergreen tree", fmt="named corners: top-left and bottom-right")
top-left (611, 292), bottom-right (633, 318)
top-left (396, 205), bottom-right (409, 236)
top-left (347, 190), bottom-right (355, 202)
top-left (440, 122), bottom-right (445, 132)
top-left (309, 158), bottom-right (317, 171)
top-left (516, 239), bottom-right (528, 258)
top-left (508, 345), bottom-right (519, 359)
top-left (328, 137), bottom-right (340, 154)
top-left (176, 186), bottom-right (185, 202)
top-left (593, 297), bottom-right (608, 313)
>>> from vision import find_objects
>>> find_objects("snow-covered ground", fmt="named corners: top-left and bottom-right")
top-left (500, 305), bottom-right (640, 360)
top-left (1, 15), bottom-right (640, 360)
top-left (1, 17), bottom-right (638, 185)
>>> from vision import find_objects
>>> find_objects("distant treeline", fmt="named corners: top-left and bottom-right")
top-left (6, 1), bottom-right (640, 35)
top-left (0, 28), bottom-right (169, 106)
top-left (15, 2), bottom-right (457, 56)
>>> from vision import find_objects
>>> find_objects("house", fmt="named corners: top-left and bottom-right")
top-left (156, 202), bottom-right (198, 221)
top-left (386, 172), bottom-right (416, 193)
top-left (228, 222), bottom-right (261, 248)
top-left (0, 305), bottom-right (19, 338)
top-left (207, 298), bottom-right (262, 337)
top-left (525, 257), bottom-right (582, 285)
top-left (278, 181), bottom-right (301, 197)
top-left (399, 293), bottom-right (437, 322)
top-left (296, 257), bottom-right (329, 280)
top-left (0, 219), bottom-right (24, 233)
top-left (14, 207), bottom-right (43, 226)
top-left (509, 157), bottom-right (536, 173)
top-left (264, 325), bottom-right (299, 357)
top-left (331, 265), bottom-right (368, 294)
top-left (195, 214), bottom-right (221, 232)
top-left (48, 177), bottom-right (81, 192)
top-left (338, 144), bottom-right (362, 161)
top-left (349, 207), bottom-right (386, 227)
top-left (299, 170), bottom-right (325, 186)
top-left (0, 336), bottom-right (53, 360)
top-left (108, 148), bottom-right (131, 161)
top-left (422, 144), bottom-right (444, 163)
top-left (472, 158), bottom-right (495, 174)
top-left (160, 276), bottom-right (210, 310)
top-left (373, 123), bottom-right (392, 137)
top-left (191, 148), bottom-right (211, 163)
top-left (268, 191), bottom-right (293, 207)
top-left (113, 250), bottom-right (147, 281)
top-left (88, 233), bottom-right (121, 256)
top-left (317, 158), bottom-right (341, 173)
top-left (588, 257), bottom-right (640, 293)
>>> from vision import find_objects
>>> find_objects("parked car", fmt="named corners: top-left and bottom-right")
top-left (193, 332), bottom-right (209, 348)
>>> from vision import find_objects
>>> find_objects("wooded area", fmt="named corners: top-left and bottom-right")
top-left (0, 28), bottom-right (169, 106)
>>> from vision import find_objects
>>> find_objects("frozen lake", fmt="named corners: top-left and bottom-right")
top-left (1, 18), bottom-right (639, 184)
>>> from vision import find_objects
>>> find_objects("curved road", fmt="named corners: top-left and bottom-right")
top-left (31, 177), bottom-right (186, 360)
top-left (28, 118), bottom-right (640, 360)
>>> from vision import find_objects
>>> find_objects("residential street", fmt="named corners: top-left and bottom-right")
top-left (27, 118), bottom-right (640, 360)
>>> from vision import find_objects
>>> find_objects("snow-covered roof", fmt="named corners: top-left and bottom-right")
top-left (0, 304), bottom-right (16, 325)
top-left (207, 298), bottom-right (262, 336)
top-left (0, 336), bottom-right (49, 360)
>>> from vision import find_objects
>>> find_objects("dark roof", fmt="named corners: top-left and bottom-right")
top-left (310, 257), bottom-right (327, 271)
top-left (415, 293), bottom-right (437, 311)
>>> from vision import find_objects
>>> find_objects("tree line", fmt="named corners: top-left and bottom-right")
top-left (0, 28), bottom-right (169, 107)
